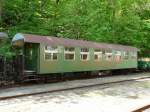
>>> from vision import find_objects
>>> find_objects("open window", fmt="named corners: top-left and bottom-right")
top-left (80, 48), bottom-right (90, 61)
top-left (64, 47), bottom-right (75, 60)
top-left (44, 46), bottom-right (58, 60)
top-left (94, 49), bottom-right (102, 61)
top-left (105, 50), bottom-right (113, 61)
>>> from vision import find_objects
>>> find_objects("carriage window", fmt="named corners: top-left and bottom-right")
top-left (105, 50), bottom-right (113, 61)
top-left (94, 49), bottom-right (102, 61)
top-left (114, 51), bottom-right (121, 62)
top-left (131, 52), bottom-right (137, 59)
top-left (64, 47), bottom-right (75, 60)
top-left (80, 48), bottom-right (89, 61)
top-left (44, 46), bottom-right (58, 60)
top-left (124, 51), bottom-right (129, 60)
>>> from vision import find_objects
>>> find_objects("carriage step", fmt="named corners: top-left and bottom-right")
top-left (22, 74), bottom-right (39, 82)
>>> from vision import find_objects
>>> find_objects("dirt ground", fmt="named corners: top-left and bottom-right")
top-left (0, 76), bottom-right (150, 112)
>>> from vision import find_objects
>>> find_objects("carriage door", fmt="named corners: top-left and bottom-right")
top-left (24, 43), bottom-right (39, 71)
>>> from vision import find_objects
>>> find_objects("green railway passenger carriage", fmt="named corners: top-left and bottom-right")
top-left (12, 33), bottom-right (139, 75)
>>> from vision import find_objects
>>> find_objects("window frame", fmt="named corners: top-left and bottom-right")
top-left (64, 47), bottom-right (75, 60)
top-left (123, 51), bottom-right (129, 60)
top-left (114, 51), bottom-right (122, 62)
top-left (94, 49), bottom-right (102, 61)
top-left (105, 50), bottom-right (113, 61)
top-left (44, 46), bottom-right (59, 61)
top-left (80, 48), bottom-right (90, 61)
top-left (131, 52), bottom-right (137, 59)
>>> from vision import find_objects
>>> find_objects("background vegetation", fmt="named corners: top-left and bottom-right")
top-left (0, 0), bottom-right (150, 57)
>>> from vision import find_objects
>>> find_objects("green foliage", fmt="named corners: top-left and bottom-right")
top-left (0, 0), bottom-right (150, 57)
top-left (0, 39), bottom-right (15, 58)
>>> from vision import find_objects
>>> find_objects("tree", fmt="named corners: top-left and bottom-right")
top-left (0, 0), bottom-right (149, 57)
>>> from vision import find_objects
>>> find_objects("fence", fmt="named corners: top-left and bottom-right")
top-left (0, 55), bottom-right (24, 86)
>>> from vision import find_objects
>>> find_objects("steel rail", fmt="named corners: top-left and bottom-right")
top-left (132, 104), bottom-right (150, 112)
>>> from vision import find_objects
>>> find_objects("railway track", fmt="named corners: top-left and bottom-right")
top-left (132, 104), bottom-right (150, 112)
top-left (0, 74), bottom-right (149, 101)
top-left (0, 69), bottom-right (146, 89)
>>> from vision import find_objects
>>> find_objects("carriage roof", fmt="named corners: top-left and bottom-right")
top-left (12, 33), bottom-right (139, 52)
